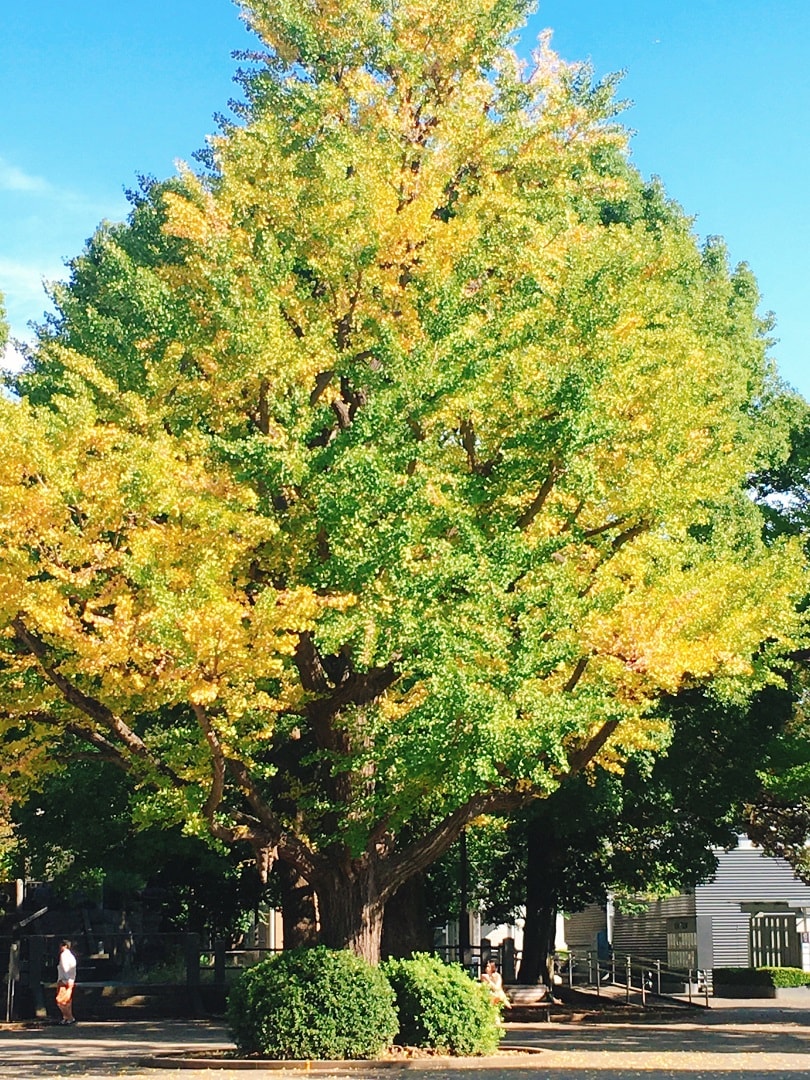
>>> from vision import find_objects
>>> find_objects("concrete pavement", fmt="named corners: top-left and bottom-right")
top-left (2, 999), bottom-right (810, 1078)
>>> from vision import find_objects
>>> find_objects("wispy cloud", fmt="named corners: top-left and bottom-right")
top-left (0, 256), bottom-right (60, 298)
top-left (0, 155), bottom-right (128, 221)
top-left (0, 157), bottom-right (131, 338)
top-left (0, 256), bottom-right (61, 338)
top-left (1, 339), bottom-right (28, 374)
top-left (0, 157), bottom-right (52, 193)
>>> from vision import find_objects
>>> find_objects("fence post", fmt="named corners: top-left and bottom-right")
top-left (214, 939), bottom-right (226, 987)
top-left (502, 938), bottom-right (516, 983)
top-left (5, 941), bottom-right (19, 1022)
top-left (655, 959), bottom-right (661, 996)
top-left (687, 968), bottom-right (693, 1004)
top-left (625, 956), bottom-right (631, 1004)
top-left (567, 953), bottom-right (573, 988)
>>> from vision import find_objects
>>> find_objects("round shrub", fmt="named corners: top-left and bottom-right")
top-left (382, 953), bottom-right (500, 1056)
top-left (227, 946), bottom-right (398, 1059)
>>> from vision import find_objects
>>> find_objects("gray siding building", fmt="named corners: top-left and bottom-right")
top-left (564, 838), bottom-right (810, 974)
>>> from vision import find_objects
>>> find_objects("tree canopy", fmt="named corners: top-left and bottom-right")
top-left (0, 0), bottom-right (806, 959)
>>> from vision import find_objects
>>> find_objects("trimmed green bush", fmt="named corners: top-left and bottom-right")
top-left (382, 953), bottom-right (500, 1056)
top-left (226, 946), bottom-right (398, 1059)
top-left (760, 967), bottom-right (810, 988)
top-left (714, 966), bottom-right (810, 988)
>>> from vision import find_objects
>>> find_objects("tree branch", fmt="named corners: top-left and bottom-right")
top-left (310, 370), bottom-right (335, 406)
top-left (335, 274), bottom-right (363, 352)
top-left (565, 718), bottom-right (621, 774)
top-left (293, 631), bottom-right (332, 694)
top-left (517, 461), bottom-right (562, 530)
top-left (612, 519), bottom-right (650, 551)
top-left (581, 516), bottom-right (628, 540)
top-left (563, 656), bottom-right (590, 693)
top-left (280, 306), bottom-right (304, 339)
top-left (192, 704), bottom-right (227, 826)
top-left (578, 518), bottom-right (652, 598)
top-left (294, 632), bottom-right (400, 718)
top-left (257, 378), bottom-right (270, 435)
top-left (378, 788), bottom-right (535, 903)
top-left (322, 662), bottom-right (400, 715)
top-left (11, 615), bottom-right (180, 784)
top-left (460, 418), bottom-right (478, 473)
top-left (224, 756), bottom-right (321, 881)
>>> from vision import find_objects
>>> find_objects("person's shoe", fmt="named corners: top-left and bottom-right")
top-left (66, 1019), bottom-right (77, 1025)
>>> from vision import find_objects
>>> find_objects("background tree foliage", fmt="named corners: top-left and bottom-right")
top-left (2, 760), bottom-right (268, 939)
top-left (743, 401), bottom-right (810, 880)
top-left (430, 683), bottom-right (794, 982)
top-left (0, 0), bottom-right (806, 959)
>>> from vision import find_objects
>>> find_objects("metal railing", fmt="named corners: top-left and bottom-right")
top-left (558, 950), bottom-right (710, 1007)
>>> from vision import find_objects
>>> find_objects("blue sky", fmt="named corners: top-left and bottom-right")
top-left (1, 1), bottom-right (808, 398)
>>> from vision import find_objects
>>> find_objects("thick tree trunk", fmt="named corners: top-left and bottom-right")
top-left (315, 862), bottom-right (385, 964)
top-left (520, 895), bottom-right (558, 986)
top-left (517, 822), bottom-right (558, 985)
top-left (381, 873), bottom-right (433, 959)
top-left (276, 861), bottom-right (319, 949)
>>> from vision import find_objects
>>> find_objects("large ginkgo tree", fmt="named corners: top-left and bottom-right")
top-left (1, 0), bottom-right (806, 960)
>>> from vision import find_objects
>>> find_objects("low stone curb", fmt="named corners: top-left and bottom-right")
top-left (143, 1047), bottom-right (545, 1071)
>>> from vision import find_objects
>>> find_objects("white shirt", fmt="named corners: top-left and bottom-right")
top-left (57, 947), bottom-right (77, 982)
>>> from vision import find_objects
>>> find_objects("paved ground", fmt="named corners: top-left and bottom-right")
top-left (2, 999), bottom-right (810, 1079)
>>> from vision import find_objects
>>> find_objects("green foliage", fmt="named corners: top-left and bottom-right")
top-left (744, 401), bottom-right (810, 881)
top-left (382, 953), bottom-right (500, 1056)
top-left (227, 946), bottom-right (398, 1059)
top-left (762, 966), bottom-right (810, 988)
top-left (0, 0), bottom-right (807, 959)
top-left (714, 967), bottom-right (810, 988)
top-left (433, 684), bottom-right (793, 924)
top-left (751, 393), bottom-right (810, 543)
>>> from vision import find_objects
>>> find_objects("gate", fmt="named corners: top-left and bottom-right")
top-left (667, 919), bottom-right (698, 970)
top-left (750, 913), bottom-right (801, 968)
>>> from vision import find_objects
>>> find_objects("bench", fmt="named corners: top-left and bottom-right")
top-left (507, 984), bottom-right (553, 1022)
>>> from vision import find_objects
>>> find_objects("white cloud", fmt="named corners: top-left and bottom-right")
top-left (0, 158), bottom-right (130, 337)
top-left (0, 155), bottom-right (128, 220)
top-left (1, 339), bottom-right (28, 374)
top-left (0, 255), bottom-right (61, 299)
top-left (0, 157), bottom-right (51, 193)
top-left (0, 257), bottom-right (61, 338)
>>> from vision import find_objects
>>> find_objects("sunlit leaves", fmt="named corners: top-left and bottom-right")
top-left (0, 0), bottom-right (806, 903)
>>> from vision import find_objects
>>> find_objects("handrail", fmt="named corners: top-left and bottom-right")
top-left (560, 950), bottom-right (710, 1008)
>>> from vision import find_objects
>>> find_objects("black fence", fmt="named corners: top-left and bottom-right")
top-left (1, 932), bottom-right (213, 1021)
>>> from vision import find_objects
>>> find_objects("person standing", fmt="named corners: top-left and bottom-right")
top-left (56, 940), bottom-right (77, 1025)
